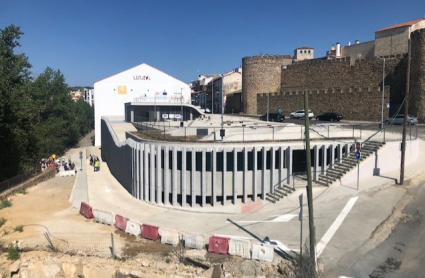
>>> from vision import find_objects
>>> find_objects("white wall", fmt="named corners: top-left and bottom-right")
top-left (94, 63), bottom-right (190, 146)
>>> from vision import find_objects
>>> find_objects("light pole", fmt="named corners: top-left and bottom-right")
top-left (220, 80), bottom-right (224, 141)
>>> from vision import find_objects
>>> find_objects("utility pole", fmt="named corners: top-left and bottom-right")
top-left (304, 90), bottom-right (317, 277)
top-left (400, 39), bottom-right (411, 185)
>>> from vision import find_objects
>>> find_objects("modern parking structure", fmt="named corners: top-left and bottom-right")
top-left (101, 116), bottom-right (358, 207)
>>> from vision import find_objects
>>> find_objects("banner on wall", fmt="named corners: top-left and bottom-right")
top-left (117, 85), bottom-right (127, 94)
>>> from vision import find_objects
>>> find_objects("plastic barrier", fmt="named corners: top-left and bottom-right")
top-left (159, 228), bottom-right (180, 247)
top-left (183, 232), bottom-right (204, 250)
top-left (228, 238), bottom-right (253, 259)
top-left (79, 202), bottom-right (94, 219)
top-left (93, 209), bottom-right (115, 226)
top-left (141, 224), bottom-right (160, 241)
top-left (125, 219), bottom-right (142, 236)
top-left (208, 235), bottom-right (229, 254)
top-left (115, 214), bottom-right (130, 231)
top-left (251, 243), bottom-right (274, 262)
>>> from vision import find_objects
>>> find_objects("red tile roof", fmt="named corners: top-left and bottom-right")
top-left (376, 18), bottom-right (425, 32)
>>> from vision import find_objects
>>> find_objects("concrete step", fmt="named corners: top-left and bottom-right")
top-left (315, 180), bottom-right (330, 186)
top-left (275, 188), bottom-right (289, 196)
top-left (319, 175), bottom-right (336, 182)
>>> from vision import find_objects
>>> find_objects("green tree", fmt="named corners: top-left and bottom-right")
top-left (0, 25), bottom-right (32, 180)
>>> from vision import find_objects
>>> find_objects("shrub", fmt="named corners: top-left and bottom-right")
top-left (17, 187), bottom-right (27, 195)
top-left (0, 199), bottom-right (12, 209)
top-left (14, 225), bottom-right (24, 233)
top-left (3, 229), bottom-right (9, 236)
top-left (0, 217), bottom-right (6, 227)
top-left (7, 244), bottom-right (20, 260)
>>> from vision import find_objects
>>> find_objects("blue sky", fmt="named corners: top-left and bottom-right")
top-left (1, 0), bottom-right (423, 86)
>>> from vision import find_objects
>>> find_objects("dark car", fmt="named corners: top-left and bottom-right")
top-left (259, 113), bottom-right (285, 122)
top-left (316, 112), bottom-right (343, 122)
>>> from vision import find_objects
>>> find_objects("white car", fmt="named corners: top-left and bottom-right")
top-left (384, 114), bottom-right (418, 125)
top-left (290, 110), bottom-right (314, 119)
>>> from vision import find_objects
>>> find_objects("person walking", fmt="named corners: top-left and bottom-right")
top-left (278, 107), bottom-right (282, 115)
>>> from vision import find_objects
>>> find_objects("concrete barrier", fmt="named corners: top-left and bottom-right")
top-left (159, 228), bottom-right (180, 247)
top-left (79, 202), bottom-right (94, 219)
top-left (251, 243), bottom-right (274, 262)
top-left (125, 219), bottom-right (142, 236)
top-left (58, 170), bottom-right (76, 177)
top-left (93, 209), bottom-right (115, 226)
top-left (228, 238), bottom-right (253, 259)
top-left (183, 232), bottom-right (204, 250)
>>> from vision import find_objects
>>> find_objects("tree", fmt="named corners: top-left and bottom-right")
top-left (0, 25), bottom-right (32, 180)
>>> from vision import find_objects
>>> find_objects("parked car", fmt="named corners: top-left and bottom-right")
top-left (290, 110), bottom-right (314, 119)
top-left (316, 112), bottom-right (343, 122)
top-left (384, 114), bottom-right (418, 125)
top-left (259, 113), bottom-right (285, 122)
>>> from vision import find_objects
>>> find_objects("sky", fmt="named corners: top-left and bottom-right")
top-left (1, 0), bottom-right (424, 87)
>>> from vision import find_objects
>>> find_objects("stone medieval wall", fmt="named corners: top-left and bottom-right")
top-left (242, 55), bottom-right (291, 115)
top-left (410, 29), bottom-right (425, 122)
top-left (257, 56), bottom-right (408, 121)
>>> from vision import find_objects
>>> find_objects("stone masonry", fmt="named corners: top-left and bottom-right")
top-left (242, 55), bottom-right (292, 115)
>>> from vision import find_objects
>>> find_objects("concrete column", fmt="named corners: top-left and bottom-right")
top-left (150, 144), bottom-right (155, 203)
top-left (181, 147), bottom-right (187, 207)
top-left (252, 147), bottom-right (257, 201)
top-left (212, 148), bottom-right (217, 206)
top-left (131, 145), bottom-right (135, 197)
top-left (321, 145), bottom-right (327, 175)
top-left (139, 143), bottom-right (143, 200)
top-left (164, 146), bottom-right (170, 205)
top-left (233, 148), bottom-right (237, 204)
top-left (191, 149), bottom-right (196, 207)
top-left (143, 143), bottom-right (149, 201)
top-left (172, 147), bottom-right (177, 206)
top-left (345, 143), bottom-right (350, 158)
top-left (201, 149), bottom-right (206, 206)
top-left (270, 146), bottom-right (275, 193)
top-left (286, 146), bottom-right (292, 185)
top-left (279, 146), bottom-right (284, 188)
top-left (243, 147), bottom-right (247, 203)
top-left (313, 145), bottom-right (319, 181)
top-left (156, 145), bottom-right (162, 204)
top-left (222, 148), bottom-right (227, 205)
top-left (337, 144), bottom-right (343, 163)
top-left (261, 147), bottom-right (266, 200)
top-left (130, 107), bottom-right (134, 122)
top-left (329, 144), bottom-right (335, 169)
top-left (133, 143), bottom-right (140, 198)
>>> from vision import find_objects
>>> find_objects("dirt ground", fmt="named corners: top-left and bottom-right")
top-left (0, 154), bottom-right (296, 277)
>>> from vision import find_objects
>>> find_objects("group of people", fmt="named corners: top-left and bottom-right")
top-left (40, 157), bottom-right (59, 172)
top-left (89, 155), bottom-right (100, 172)
top-left (64, 156), bottom-right (76, 171)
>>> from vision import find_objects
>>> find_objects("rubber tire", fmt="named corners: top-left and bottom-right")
top-left (290, 115), bottom-right (294, 119)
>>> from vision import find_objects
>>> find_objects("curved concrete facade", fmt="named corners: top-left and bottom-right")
top-left (101, 117), bottom-right (352, 207)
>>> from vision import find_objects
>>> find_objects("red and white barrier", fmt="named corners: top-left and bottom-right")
top-left (183, 232), bottom-right (204, 250)
top-left (141, 224), bottom-right (160, 241)
top-left (79, 202), bottom-right (94, 219)
top-left (125, 220), bottom-right (142, 236)
top-left (93, 209), bottom-right (115, 226)
top-left (208, 235), bottom-right (229, 254)
top-left (115, 214), bottom-right (130, 231)
top-left (159, 228), bottom-right (180, 247)
top-left (251, 243), bottom-right (274, 262)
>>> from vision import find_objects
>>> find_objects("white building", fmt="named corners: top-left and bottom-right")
top-left (94, 63), bottom-right (191, 146)
top-left (84, 89), bottom-right (94, 107)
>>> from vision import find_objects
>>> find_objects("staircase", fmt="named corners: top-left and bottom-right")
top-left (266, 185), bottom-right (296, 203)
top-left (316, 141), bottom-right (386, 186)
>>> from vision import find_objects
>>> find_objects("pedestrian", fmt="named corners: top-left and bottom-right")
top-left (278, 107), bottom-right (282, 115)
top-left (68, 155), bottom-right (71, 165)
top-left (89, 155), bottom-right (93, 166)
top-left (94, 160), bottom-right (100, 172)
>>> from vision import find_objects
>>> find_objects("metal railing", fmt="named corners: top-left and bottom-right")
top-left (0, 167), bottom-right (41, 194)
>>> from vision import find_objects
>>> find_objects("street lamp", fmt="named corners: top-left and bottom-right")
top-left (212, 82), bottom-right (214, 115)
